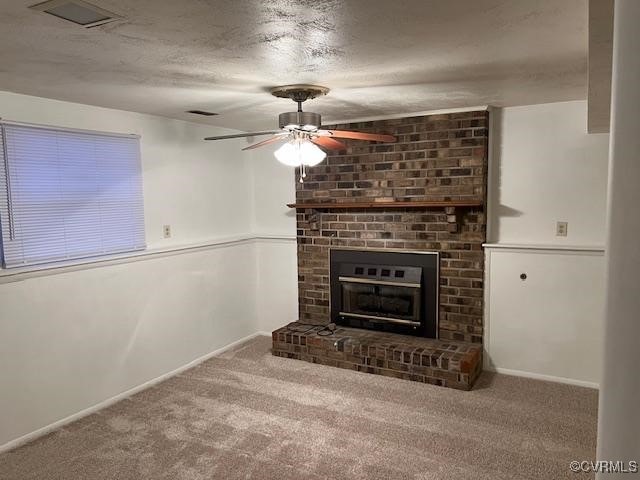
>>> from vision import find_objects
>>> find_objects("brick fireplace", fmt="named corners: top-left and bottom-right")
top-left (273, 109), bottom-right (488, 389)
top-left (296, 111), bottom-right (488, 343)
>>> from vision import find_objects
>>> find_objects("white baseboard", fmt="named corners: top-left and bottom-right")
top-left (0, 331), bottom-right (270, 454)
top-left (487, 366), bottom-right (599, 389)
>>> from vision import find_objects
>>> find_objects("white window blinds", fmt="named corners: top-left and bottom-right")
top-left (0, 122), bottom-right (145, 268)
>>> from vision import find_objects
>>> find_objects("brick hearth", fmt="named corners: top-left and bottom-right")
top-left (272, 323), bottom-right (483, 390)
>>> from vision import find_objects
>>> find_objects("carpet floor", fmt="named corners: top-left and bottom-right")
top-left (0, 335), bottom-right (598, 480)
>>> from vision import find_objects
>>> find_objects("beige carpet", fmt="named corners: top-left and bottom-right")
top-left (0, 336), bottom-right (598, 480)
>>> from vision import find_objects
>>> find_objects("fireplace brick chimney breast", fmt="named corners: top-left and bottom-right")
top-left (295, 111), bottom-right (488, 344)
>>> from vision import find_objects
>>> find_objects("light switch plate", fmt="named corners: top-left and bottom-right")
top-left (556, 221), bottom-right (568, 237)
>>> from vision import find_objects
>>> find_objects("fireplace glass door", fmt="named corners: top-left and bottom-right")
top-left (339, 273), bottom-right (422, 327)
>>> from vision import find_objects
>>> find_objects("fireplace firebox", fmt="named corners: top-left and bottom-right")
top-left (330, 249), bottom-right (439, 338)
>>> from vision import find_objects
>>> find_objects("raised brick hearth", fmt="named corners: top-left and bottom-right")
top-left (272, 110), bottom-right (489, 390)
top-left (272, 323), bottom-right (482, 390)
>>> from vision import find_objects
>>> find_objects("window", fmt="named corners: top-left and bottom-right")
top-left (0, 121), bottom-right (145, 269)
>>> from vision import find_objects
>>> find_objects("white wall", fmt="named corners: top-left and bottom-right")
top-left (489, 101), bottom-right (609, 245)
top-left (0, 91), bottom-right (262, 449)
top-left (485, 101), bottom-right (609, 386)
top-left (597, 0), bottom-right (640, 468)
top-left (248, 142), bottom-right (297, 237)
top-left (255, 239), bottom-right (299, 332)
top-left (0, 243), bottom-right (257, 448)
top-left (485, 248), bottom-right (605, 386)
top-left (248, 145), bottom-right (299, 332)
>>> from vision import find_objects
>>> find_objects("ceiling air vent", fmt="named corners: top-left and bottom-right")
top-left (186, 110), bottom-right (219, 117)
top-left (30, 0), bottom-right (122, 28)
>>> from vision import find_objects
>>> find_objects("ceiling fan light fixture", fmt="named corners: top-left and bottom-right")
top-left (203, 84), bottom-right (396, 181)
top-left (274, 142), bottom-right (300, 167)
top-left (274, 138), bottom-right (326, 168)
top-left (300, 141), bottom-right (327, 166)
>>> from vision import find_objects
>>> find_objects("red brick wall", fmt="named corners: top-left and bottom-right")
top-left (295, 111), bottom-right (488, 344)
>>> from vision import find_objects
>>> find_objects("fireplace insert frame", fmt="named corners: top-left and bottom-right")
top-left (329, 248), bottom-right (440, 338)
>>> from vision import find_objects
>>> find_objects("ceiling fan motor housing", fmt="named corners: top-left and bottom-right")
top-left (279, 111), bottom-right (322, 131)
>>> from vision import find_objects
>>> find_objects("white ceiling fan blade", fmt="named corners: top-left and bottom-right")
top-left (204, 130), bottom-right (280, 141)
top-left (241, 133), bottom-right (290, 151)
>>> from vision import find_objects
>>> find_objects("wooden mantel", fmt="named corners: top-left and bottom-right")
top-left (286, 200), bottom-right (483, 210)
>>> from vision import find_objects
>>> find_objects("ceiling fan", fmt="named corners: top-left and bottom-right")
top-left (204, 85), bottom-right (396, 181)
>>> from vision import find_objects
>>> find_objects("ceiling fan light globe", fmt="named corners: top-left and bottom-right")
top-left (274, 139), bottom-right (327, 167)
top-left (300, 141), bottom-right (327, 166)
top-left (274, 142), bottom-right (301, 167)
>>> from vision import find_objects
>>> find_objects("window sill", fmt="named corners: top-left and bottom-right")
top-left (0, 234), bottom-right (295, 284)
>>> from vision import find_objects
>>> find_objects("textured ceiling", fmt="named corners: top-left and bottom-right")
top-left (0, 0), bottom-right (588, 131)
